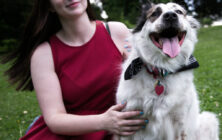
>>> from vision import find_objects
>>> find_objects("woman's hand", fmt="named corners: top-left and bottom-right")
top-left (123, 38), bottom-right (132, 60)
top-left (99, 103), bottom-right (148, 136)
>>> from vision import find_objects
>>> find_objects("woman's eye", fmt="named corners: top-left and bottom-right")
top-left (175, 10), bottom-right (183, 15)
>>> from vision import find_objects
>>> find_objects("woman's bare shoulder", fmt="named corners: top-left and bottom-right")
top-left (31, 42), bottom-right (51, 60)
top-left (30, 41), bottom-right (54, 69)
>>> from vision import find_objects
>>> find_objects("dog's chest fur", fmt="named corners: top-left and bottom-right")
top-left (116, 60), bottom-right (197, 139)
top-left (117, 65), bottom-right (194, 118)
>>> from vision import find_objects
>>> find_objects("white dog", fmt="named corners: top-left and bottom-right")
top-left (116, 2), bottom-right (219, 140)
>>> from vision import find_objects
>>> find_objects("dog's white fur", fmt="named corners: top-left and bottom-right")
top-left (116, 3), bottom-right (219, 140)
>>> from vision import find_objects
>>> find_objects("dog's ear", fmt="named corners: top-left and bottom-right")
top-left (133, 0), bottom-right (153, 33)
top-left (140, 0), bottom-right (153, 11)
top-left (187, 15), bottom-right (200, 29)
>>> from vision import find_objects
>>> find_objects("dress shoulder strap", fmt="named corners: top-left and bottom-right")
top-left (104, 22), bottom-right (111, 36)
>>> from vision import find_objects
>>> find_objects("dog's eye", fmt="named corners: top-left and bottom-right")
top-left (151, 11), bottom-right (159, 17)
top-left (175, 10), bottom-right (183, 15)
top-left (151, 9), bottom-right (161, 17)
top-left (149, 7), bottom-right (162, 22)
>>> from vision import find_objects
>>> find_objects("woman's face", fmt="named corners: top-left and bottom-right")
top-left (50, 0), bottom-right (88, 19)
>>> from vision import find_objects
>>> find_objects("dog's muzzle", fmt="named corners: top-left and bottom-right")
top-left (149, 12), bottom-right (186, 58)
top-left (163, 12), bottom-right (178, 26)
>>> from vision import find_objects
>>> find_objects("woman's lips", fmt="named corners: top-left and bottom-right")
top-left (66, 2), bottom-right (80, 8)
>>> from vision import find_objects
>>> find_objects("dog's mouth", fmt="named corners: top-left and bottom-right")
top-left (149, 30), bottom-right (186, 58)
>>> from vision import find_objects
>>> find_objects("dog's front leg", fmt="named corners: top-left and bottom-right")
top-left (175, 118), bottom-right (186, 140)
top-left (117, 98), bottom-right (144, 140)
top-left (171, 103), bottom-right (192, 140)
top-left (176, 131), bottom-right (187, 140)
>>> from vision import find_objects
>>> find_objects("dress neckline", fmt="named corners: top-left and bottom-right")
top-left (53, 20), bottom-right (99, 48)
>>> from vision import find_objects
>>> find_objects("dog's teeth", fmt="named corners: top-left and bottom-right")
top-left (159, 39), bottom-right (163, 46)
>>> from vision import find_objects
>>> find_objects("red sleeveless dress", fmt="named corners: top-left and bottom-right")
top-left (20, 20), bottom-right (123, 140)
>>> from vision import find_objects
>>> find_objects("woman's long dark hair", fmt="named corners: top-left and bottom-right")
top-left (1, 0), bottom-right (96, 91)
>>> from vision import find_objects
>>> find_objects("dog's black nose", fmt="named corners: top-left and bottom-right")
top-left (163, 12), bottom-right (178, 22)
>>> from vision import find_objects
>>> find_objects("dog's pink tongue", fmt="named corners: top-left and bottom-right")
top-left (161, 36), bottom-right (180, 58)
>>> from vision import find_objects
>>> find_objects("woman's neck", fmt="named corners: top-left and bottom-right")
top-left (57, 13), bottom-right (96, 46)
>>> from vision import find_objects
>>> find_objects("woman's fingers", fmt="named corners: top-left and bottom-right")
top-left (118, 111), bottom-right (143, 119)
top-left (115, 119), bottom-right (148, 136)
top-left (110, 103), bottom-right (126, 111)
top-left (120, 119), bottom-right (148, 126)
top-left (124, 44), bottom-right (131, 52)
top-left (120, 126), bottom-right (142, 132)
top-left (119, 131), bottom-right (136, 136)
top-left (124, 38), bottom-right (132, 52)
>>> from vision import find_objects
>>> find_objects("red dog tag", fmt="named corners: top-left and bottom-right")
top-left (155, 81), bottom-right (164, 96)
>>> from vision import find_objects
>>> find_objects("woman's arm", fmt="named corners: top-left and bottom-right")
top-left (30, 42), bottom-right (146, 136)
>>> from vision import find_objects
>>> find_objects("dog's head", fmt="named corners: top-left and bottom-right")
top-left (132, 1), bottom-right (200, 71)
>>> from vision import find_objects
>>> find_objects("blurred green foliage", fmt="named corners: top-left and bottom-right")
top-left (0, 0), bottom-right (222, 42)
top-left (201, 17), bottom-right (213, 26)
top-left (0, 0), bottom-right (33, 40)
top-left (0, 39), bottom-right (18, 54)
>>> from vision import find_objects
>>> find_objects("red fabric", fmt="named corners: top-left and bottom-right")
top-left (20, 20), bottom-right (123, 140)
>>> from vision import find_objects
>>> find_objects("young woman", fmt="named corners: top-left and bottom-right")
top-left (2, 0), bottom-right (148, 139)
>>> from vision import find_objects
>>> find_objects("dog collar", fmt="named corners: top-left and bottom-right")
top-left (124, 55), bottom-right (199, 80)
top-left (124, 55), bottom-right (199, 96)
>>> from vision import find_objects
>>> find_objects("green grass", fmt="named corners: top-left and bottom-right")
top-left (0, 64), bottom-right (40, 139)
top-left (194, 26), bottom-right (222, 139)
top-left (0, 26), bottom-right (222, 139)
